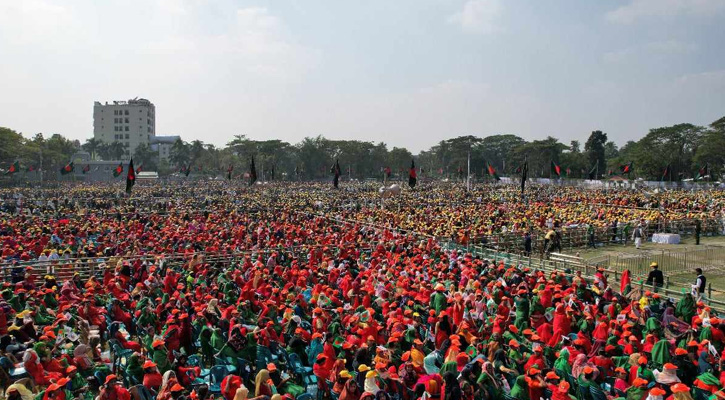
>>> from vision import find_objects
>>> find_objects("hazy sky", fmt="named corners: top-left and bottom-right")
top-left (1, 0), bottom-right (724, 153)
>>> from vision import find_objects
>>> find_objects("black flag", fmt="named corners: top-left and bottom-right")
top-left (126, 158), bottom-right (136, 194)
top-left (408, 159), bottom-right (417, 188)
top-left (332, 159), bottom-right (341, 188)
top-left (249, 158), bottom-right (257, 186)
top-left (520, 161), bottom-right (528, 196)
top-left (227, 165), bottom-right (233, 180)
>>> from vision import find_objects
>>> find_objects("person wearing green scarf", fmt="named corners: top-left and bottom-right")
top-left (509, 375), bottom-right (529, 400)
top-left (650, 340), bottom-right (670, 368)
top-left (554, 349), bottom-right (572, 375)
top-left (125, 353), bottom-right (144, 385)
top-left (514, 294), bottom-right (530, 331)
top-left (151, 342), bottom-right (172, 373)
top-left (439, 361), bottom-right (458, 375)
top-left (430, 285), bottom-right (447, 314)
top-left (210, 328), bottom-right (225, 353)
top-left (675, 294), bottom-right (696, 324)
top-left (700, 326), bottom-right (713, 343)
top-left (625, 383), bottom-right (648, 400)
top-left (643, 317), bottom-right (661, 337)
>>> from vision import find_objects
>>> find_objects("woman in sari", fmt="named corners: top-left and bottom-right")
top-left (339, 378), bottom-right (362, 400)
top-left (663, 307), bottom-right (690, 334)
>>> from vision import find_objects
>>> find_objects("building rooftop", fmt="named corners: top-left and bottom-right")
top-left (94, 97), bottom-right (154, 107)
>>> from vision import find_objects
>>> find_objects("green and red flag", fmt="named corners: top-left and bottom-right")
top-left (550, 161), bottom-right (561, 177)
top-left (82, 164), bottom-right (90, 174)
top-left (620, 162), bottom-right (633, 175)
top-left (60, 162), bottom-right (74, 175)
top-left (126, 159), bottom-right (136, 193)
top-left (5, 161), bottom-right (19, 175)
top-left (661, 164), bottom-right (671, 181)
top-left (696, 164), bottom-right (709, 181)
top-left (136, 164), bottom-right (143, 174)
top-left (113, 163), bottom-right (123, 177)
top-left (486, 163), bottom-right (500, 181)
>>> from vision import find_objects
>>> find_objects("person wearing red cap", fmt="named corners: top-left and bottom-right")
top-left (98, 374), bottom-right (130, 400)
top-left (142, 360), bottom-right (163, 392)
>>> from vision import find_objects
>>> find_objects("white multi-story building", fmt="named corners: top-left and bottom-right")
top-left (93, 98), bottom-right (156, 158)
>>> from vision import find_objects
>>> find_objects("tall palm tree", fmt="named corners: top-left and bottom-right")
top-left (82, 138), bottom-right (102, 160)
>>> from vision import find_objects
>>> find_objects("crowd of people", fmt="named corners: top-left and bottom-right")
top-left (0, 180), bottom-right (724, 400)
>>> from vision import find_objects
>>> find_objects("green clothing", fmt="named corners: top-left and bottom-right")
top-left (554, 349), bottom-right (572, 374)
top-left (651, 340), bottom-right (670, 367)
top-left (514, 297), bottom-right (530, 331)
top-left (625, 386), bottom-right (647, 400)
top-left (637, 366), bottom-right (655, 383)
top-left (430, 292), bottom-right (447, 314)
top-left (510, 375), bottom-right (529, 400)
top-left (675, 295), bottom-right (696, 324)
top-left (152, 348), bottom-right (172, 374)
top-left (125, 354), bottom-right (144, 385)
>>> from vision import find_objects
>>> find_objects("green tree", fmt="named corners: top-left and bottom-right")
top-left (133, 143), bottom-right (158, 171)
top-left (584, 131), bottom-right (607, 179)
top-left (82, 138), bottom-right (103, 160)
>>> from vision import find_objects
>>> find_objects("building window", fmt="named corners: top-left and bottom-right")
top-left (114, 127), bottom-right (118, 132)
top-left (114, 110), bottom-right (118, 115)
top-left (125, 134), bottom-right (130, 139)
top-left (125, 118), bottom-right (129, 123)
top-left (125, 126), bottom-right (129, 131)
top-left (147, 127), bottom-right (150, 132)
top-left (125, 110), bottom-right (129, 115)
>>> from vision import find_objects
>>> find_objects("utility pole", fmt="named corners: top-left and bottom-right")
top-left (39, 147), bottom-right (43, 188)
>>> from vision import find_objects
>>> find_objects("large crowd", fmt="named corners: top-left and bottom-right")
top-left (1, 181), bottom-right (724, 400)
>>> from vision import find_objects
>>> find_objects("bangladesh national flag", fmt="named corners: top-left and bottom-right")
top-left (408, 159), bottom-right (417, 188)
top-left (550, 161), bottom-right (561, 177)
top-left (60, 162), bottom-right (74, 175)
top-left (696, 164), bottom-right (709, 181)
top-left (620, 162), bottom-right (633, 175)
top-left (113, 163), bottom-right (123, 177)
top-left (487, 163), bottom-right (500, 181)
top-left (126, 159), bottom-right (136, 193)
top-left (82, 164), bottom-right (90, 174)
top-left (661, 164), bottom-right (671, 181)
top-left (5, 161), bottom-right (19, 175)
top-left (136, 164), bottom-right (143, 174)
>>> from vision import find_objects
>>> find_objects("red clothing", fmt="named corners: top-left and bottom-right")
top-left (143, 371), bottom-right (163, 392)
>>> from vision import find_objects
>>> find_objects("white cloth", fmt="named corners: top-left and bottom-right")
top-left (651, 233), bottom-right (680, 244)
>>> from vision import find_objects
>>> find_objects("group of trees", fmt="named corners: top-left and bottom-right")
top-left (2, 115), bottom-right (724, 181)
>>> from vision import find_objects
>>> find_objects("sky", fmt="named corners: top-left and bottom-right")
top-left (1, 0), bottom-right (724, 153)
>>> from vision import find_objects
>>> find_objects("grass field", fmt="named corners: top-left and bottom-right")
top-left (576, 236), bottom-right (725, 300)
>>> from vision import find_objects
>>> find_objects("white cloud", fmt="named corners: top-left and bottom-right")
top-left (606, 0), bottom-right (725, 24)
top-left (675, 69), bottom-right (725, 88)
top-left (447, 0), bottom-right (502, 34)
top-left (603, 40), bottom-right (697, 63)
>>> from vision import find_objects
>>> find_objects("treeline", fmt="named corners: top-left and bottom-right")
top-left (1, 115), bottom-right (724, 181)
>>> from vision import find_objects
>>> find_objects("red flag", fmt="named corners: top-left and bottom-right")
top-left (620, 270), bottom-right (631, 294)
